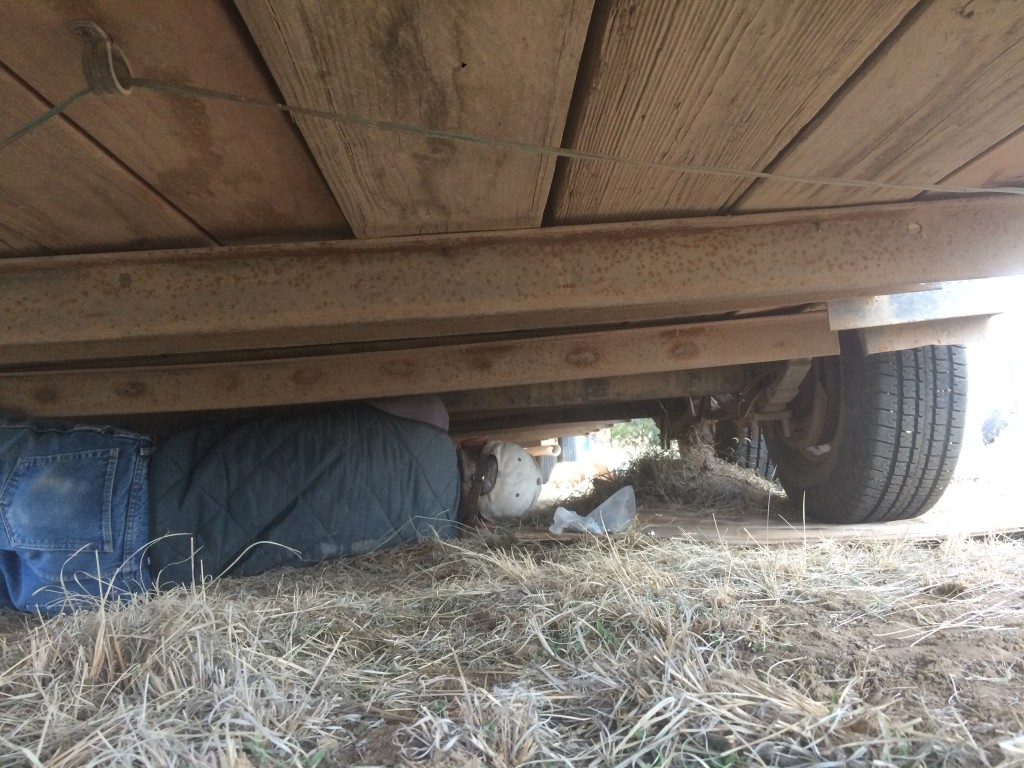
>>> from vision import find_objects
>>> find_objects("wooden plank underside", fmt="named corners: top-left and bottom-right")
top-left (931, 126), bottom-right (1024, 192)
top-left (0, 68), bottom-right (212, 254)
top-left (549, 0), bottom-right (916, 224)
top-left (0, 313), bottom-right (838, 418)
top-left (0, 222), bottom-right (48, 258)
top-left (234, 0), bottom-right (592, 238)
top-left (737, 0), bottom-right (1024, 211)
top-left (3, 196), bottom-right (1024, 367)
top-left (0, 0), bottom-right (349, 246)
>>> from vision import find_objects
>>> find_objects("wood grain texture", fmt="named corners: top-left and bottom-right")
top-left (235, 0), bottom-right (592, 238)
top-left (737, 0), bottom-right (1024, 211)
top-left (0, 0), bottom-right (350, 245)
top-left (0, 69), bottom-right (212, 254)
top-left (929, 126), bottom-right (1024, 193)
top-left (0, 223), bottom-right (48, 258)
top-left (549, 0), bottom-right (916, 225)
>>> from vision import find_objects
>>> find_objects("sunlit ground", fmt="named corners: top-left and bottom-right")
top-left (942, 310), bottom-right (1022, 519)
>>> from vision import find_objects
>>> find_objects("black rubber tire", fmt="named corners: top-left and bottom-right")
top-left (715, 421), bottom-right (776, 480)
top-left (764, 336), bottom-right (967, 524)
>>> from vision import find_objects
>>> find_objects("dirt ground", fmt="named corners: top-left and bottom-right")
top-left (0, 428), bottom-right (1021, 765)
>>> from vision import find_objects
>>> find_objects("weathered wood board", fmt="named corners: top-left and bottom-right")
top-left (549, 0), bottom-right (916, 224)
top-left (235, 0), bottom-right (593, 238)
top-left (0, 0), bottom-right (350, 247)
top-left (930, 127), bottom-right (1024, 193)
top-left (737, 0), bottom-right (1024, 211)
top-left (0, 222), bottom-right (48, 258)
top-left (0, 69), bottom-right (212, 254)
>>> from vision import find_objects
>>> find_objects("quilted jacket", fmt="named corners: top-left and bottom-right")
top-left (147, 404), bottom-right (460, 587)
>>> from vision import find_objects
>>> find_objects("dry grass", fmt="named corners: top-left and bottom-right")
top-left (2, 454), bottom-right (1023, 767)
top-left (537, 447), bottom-right (784, 520)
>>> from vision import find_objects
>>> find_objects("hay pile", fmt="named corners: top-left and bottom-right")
top-left (542, 447), bottom-right (785, 519)
top-left (2, 456), bottom-right (1023, 766)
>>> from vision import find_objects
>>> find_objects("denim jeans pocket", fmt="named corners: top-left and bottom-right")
top-left (0, 449), bottom-right (116, 553)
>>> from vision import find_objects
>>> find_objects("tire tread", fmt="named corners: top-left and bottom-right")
top-left (766, 339), bottom-right (966, 524)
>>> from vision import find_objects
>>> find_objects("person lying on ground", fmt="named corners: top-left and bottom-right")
top-left (0, 396), bottom-right (542, 614)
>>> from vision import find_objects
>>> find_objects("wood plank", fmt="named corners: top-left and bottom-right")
top-left (3, 196), bottom-right (1024, 367)
top-left (234, 0), bottom-right (592, 238)
top-left (737, 0), bottom-right (1024, 211)
top-left (0, 313), bottom-right (839, 418)
top-left (0, 69), bottom-right (212, 253)
top-left (929, 126), bottom-right (1024, 193)
top-left (0, 223), bottom-right (48, 258)
top-left (549, 0), bottom-right (916, 224)
top-left (0, 0), bottom-right (349, 246)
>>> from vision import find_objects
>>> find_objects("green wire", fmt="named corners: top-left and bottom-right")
top-left (0, 87), bottom-right (92, 152)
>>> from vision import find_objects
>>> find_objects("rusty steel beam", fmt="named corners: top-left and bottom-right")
top-left (3, 196), bottom-right (1023, 367)
top-left (449, 398), bottom-right (684, 439)
top-left (828, 277), bottom-right (1023, 330)
top-left (0, 312), bottom-right (837, 418)
top-left (442, 367), bottom-right (748, 418)
top-left (858, 315), bottom-right (992, 355)
top-left (91, 371), bottom-right (747, 438)
top-left (450, 420), bottom-right (621, 445)
top-left (450, 403), bottom-right (660, 441)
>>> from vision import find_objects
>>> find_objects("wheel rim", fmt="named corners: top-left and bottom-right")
top-left (764, 355), bottom-right (843, 484)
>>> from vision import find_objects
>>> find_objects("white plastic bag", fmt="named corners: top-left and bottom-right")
top-left (549, 485), bottom-right (636, 534)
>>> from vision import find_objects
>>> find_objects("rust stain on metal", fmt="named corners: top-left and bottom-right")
top-left (33, 386), bottom-right (58, 405)
top-left (382, 360), bottom-right (417, 378)
top-left (0, 313), bottom-right (838, 418)
top-left (219, 372), bottom-right (242, 392)
top-left (468, 354), bottom-right (494, 372)
top-left (116, 380), bottom-right (147, 399)
top-left (669, 340), bottom-right (701, 359)
top-left (291, 367), bottom-right (325, 386)
top-left (4, 197), bottom-right (1024, 367)
top-left (566, 348), bottom-right (599, 367)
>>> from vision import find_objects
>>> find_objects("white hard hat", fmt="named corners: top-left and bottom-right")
top-left (477, 441), bottom-right (543, 521)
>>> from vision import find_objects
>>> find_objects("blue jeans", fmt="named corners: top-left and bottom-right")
top-left (0, 415), bottom-right (153, 614)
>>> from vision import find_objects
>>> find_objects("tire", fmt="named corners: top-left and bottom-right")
top-left (763, 335), bottom-right (967, 524)
top-left (715, 421), bottom-right (776, 480)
